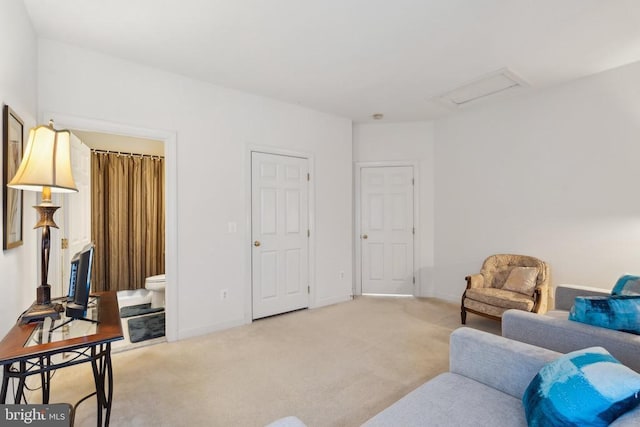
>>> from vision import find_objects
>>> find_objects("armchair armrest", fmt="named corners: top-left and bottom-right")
top-left (532, 282), bottom-right (549, 314)
top-left (449, 327), bottom-right (561, 398)
top-left (465, 274), bottom-right (484, 289)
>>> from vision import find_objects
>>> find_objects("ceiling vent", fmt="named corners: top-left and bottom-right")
top-left (436, 68), bottom-right (529, 108)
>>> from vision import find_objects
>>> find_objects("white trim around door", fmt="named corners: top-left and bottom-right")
top-left (42, 112), bottom-right (179, 342)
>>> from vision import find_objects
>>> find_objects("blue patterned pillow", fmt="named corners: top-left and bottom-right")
top-left (569, 295), bottom-right (640, 335)
top-left (523, 347), bottom-right (640, 427)
top-left (612, 275), bottom-right (640, 296)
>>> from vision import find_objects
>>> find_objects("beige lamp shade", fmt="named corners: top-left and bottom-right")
top-left (8, 123), bottom-right (78, 193)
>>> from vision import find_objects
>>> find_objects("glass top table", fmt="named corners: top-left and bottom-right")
top-left (0, 291), bottom-right (123, 426)
top-left (25, 296), bottom-right (100, 347)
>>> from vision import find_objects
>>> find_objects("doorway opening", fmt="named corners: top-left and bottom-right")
top-left (78, 131), bottom-right (166, 350)
top-left (81, 133), bottom-right (165, 293)
top-left (44, 112), bottom-right (178, 343)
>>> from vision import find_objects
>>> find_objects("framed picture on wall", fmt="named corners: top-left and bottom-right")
top-left (3, 105), bottom-right (24, 250)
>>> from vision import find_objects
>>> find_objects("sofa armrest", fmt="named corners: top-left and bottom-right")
top-left (554, 284), bottom-right (610, 310)
top-left (449, 327), bottom-right (561, 398)
top-left (502, 309), bottom-right (640, 373)
top-left (465, 274), bottom-right (484, 289)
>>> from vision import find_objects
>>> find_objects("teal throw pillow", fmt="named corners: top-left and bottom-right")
top-left (612, 275), bottom-right (640, 296)
top-left (569, 295), bottom-right (640, 335)
top-left (523, 347), bottom-right (640, 427)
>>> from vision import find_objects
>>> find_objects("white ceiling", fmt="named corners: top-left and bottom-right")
top-left (23, 0), bottom-right (640, 122)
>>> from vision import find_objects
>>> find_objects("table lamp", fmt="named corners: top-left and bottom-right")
top-left (8, 120), bottom-right (77, 322)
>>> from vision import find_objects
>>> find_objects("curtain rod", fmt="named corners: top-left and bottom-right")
top-left (91, 148), bottom-right (164, 160)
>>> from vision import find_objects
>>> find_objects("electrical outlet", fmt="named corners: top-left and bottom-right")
top-left (339, 271), bottom-right (345, 279)
top-left (220, 289), bottom-right (228, 300)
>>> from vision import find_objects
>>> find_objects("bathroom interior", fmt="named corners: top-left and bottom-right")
top-left (71, 129), bottom-right (167, 352)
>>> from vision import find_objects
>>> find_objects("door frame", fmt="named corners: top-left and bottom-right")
top-left (354, 161), bottom-right (420, 296)
top-left (42, 112), bottom-right (179, 342)
top-left (245, 145), bottom-right (315, 323)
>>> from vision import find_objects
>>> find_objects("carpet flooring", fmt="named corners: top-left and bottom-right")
top-left (41, 296), bottom-right (501, 427)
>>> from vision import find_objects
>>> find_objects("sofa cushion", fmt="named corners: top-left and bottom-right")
top-left (523, 347), bottom-right (640, 427)
top-left (465, 288), bottom-right (535, 311)
top-left (502, 267), bottom-right (539, 296)
top-left (463, 299), bottom-right (509, 318)
top-left (569, 296), bottom-right (640, 335)
top-left (363, 373), bottom-right (527, 427)
top-left (612, 275), bottom-right (640, 296)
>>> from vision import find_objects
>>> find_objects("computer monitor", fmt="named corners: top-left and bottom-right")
top-left (66, 243), bottom-right (95, 320)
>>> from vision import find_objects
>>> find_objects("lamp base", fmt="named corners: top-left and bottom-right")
top-left (19, 301), bottom-right (61, 324)
top-left (36, 284), bottom-right (52, 306)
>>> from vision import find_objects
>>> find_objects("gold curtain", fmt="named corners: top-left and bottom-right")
top-left (91, 152), bottom-right (165, 292)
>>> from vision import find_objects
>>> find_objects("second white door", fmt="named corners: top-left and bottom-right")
top-left (251, 152), bottom-right (309, 319)
top-left (62, 134), bottom-right (92, 291)
top-left (50, 133), bottom-right (92, 297)
top-left (360, 166), bottom-right (414, 295)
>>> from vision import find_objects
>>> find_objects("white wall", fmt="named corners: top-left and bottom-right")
top-left (0, 0), bottom-right (39, 336)
top-left (71, 130), bottom-right (165, 157)
top-left (434, 60), bottom-right (640, 302)
top-left (352, 122), bottom-right (435, 296)
top-left (34, 21), bottom-right (640, 335)
top-left (38, 39), bottom-right (353, 339)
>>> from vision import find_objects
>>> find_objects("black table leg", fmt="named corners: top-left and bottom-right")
top-left (39, 355), bottom-right (51, 403)
top-left (105, 343), bottom-right (113, 426)
top-left (91, 343), bottom-right (113, 427)
top-left (1, 362), bottom-right (29, 404)
top-left (0, 364), bottom-right (10, 403)
top-left (14, 361), bottom-right (27, 404)
top-left (91, 346), bottom-right (103, 426)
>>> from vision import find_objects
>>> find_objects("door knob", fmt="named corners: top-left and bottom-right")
top-left (254, 240), bottom-right (261, 247)
top-left (362, 234), bottom-right (368, 239)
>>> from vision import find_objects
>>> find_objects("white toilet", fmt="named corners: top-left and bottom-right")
top-left (145, 274), bottom-right (166, 308)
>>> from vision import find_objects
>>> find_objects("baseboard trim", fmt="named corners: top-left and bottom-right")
top-left (177, 295), bottom-right (353, 340)
top-left (312, 294), bottom-right (353, 309)
top-left (177, 317), bottom-right (248, 341)
top-left (432, 290), bottom-right (461, 304)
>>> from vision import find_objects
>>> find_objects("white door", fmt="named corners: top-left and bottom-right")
top-left (360, 166), bottom-right (414, 295)
top-left (54, 134), bottom-right (92, 297)
top-left (251, 152), bottom-right (309, 319)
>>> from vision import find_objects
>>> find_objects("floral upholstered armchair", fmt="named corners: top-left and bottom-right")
top-left (461, 254), bottom-right (550, 324)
